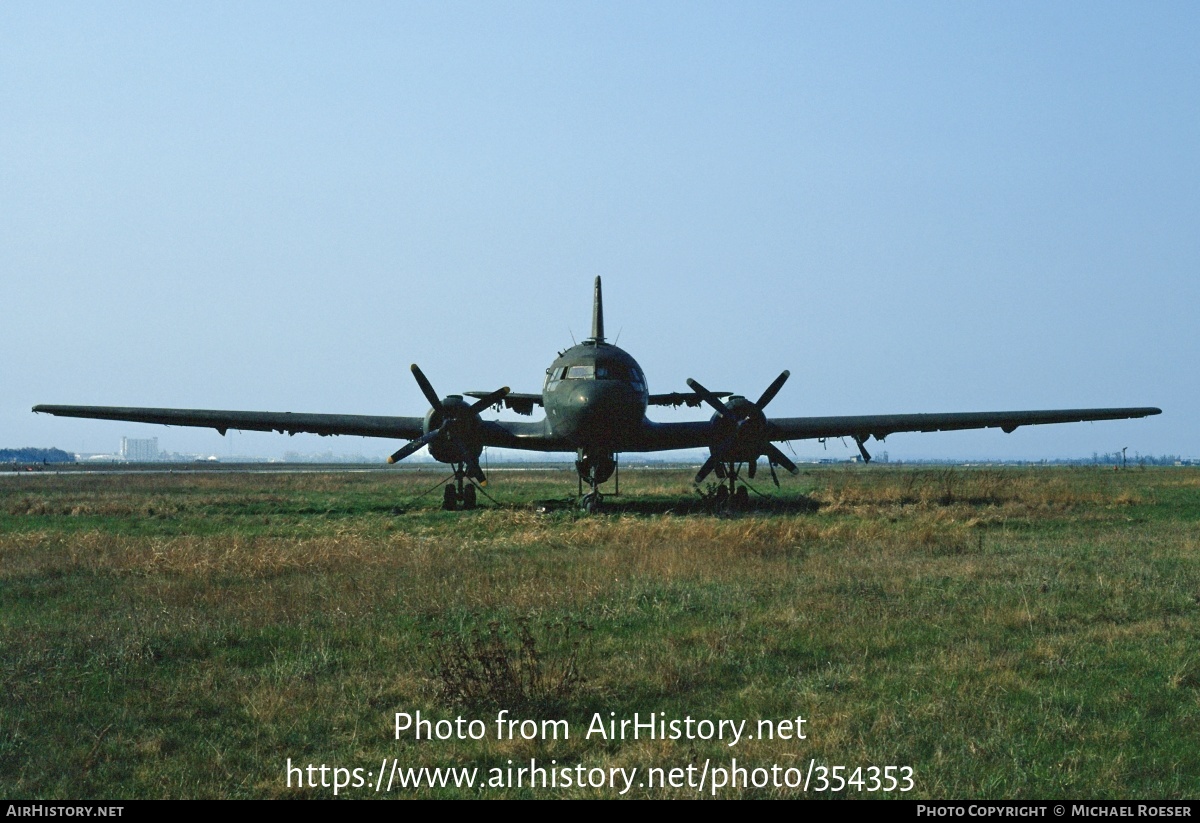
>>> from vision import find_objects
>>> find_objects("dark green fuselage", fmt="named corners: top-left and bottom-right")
top-left (542, 340), bottom-right (649, 450)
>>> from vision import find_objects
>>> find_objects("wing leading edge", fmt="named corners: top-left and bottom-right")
top-left (765, 407), bottom-right (1162, 443)
top-left (32, 405), bottom-right (426, 440)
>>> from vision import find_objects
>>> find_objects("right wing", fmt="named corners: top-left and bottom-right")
top-left (765, 407), bottom-right (1163, 442)
top-left (631, 406), bottom-right (1161, 454)
top-left (32, 405), bottom-right (425, 439)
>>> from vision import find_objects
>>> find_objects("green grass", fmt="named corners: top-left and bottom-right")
top-left (2, 465), bottom-right (1198, 798)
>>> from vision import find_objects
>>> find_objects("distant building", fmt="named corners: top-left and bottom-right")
top-left (121, 437), bottom-right (158, 462)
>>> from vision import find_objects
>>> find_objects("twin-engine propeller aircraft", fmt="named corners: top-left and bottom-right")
top-left (35, 277), bottom-right (1160, 512)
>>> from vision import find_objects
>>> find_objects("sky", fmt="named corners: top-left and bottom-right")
top-left (3, 2), bottom-right (1196, 462)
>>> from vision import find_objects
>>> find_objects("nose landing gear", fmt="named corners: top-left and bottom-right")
top-left (580, 489), bottom-right (603, 513)
top-left (576, 450), bottom-right (617, 513)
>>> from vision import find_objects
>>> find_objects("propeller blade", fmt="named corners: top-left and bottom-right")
top-left (465, 458), bottom-right (487, 486)
top-left (748, 458), bottom-right (757, 479)
top-left (468, 386), bottom-right (511, 414)
top-left (452, 440), bottom-right (488, 486)
top-left (410, 364), bottom-right (444, 412)
top-left (755, 370), bottom-right (790, 410)
top-left (765, 443), bottom-right (799, 475)
top-left (686, 378), bottom-right (734, 419)
top-left (694, 454), bottom-right (719, 484)
top-left (768, 459), bottom-right (780, 487)
top-left (388, 428), bottom-right (440, 464)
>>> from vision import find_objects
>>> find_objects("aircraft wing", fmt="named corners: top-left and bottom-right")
top-left (32, 405), bottom-right (426, 439)
top-left (765, 407), bottom-right (1162, 443)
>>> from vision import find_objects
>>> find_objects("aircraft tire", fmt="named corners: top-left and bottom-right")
top-left (442, 484), bottom-right (458, 511)
top-left (462, 484), bottom-right (477, 510)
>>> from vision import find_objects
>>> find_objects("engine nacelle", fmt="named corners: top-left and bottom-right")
top-left (423, 395), bottom-right (483, 465)
top-left (708, 395), bottom-right (768, 462)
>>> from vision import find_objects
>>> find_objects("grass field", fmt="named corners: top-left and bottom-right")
top-left (2, 464), bottom-right (1198, 799)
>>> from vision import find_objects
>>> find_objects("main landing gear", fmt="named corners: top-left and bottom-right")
top-left (710, 460), bottom-right (755, 510)
top-left (442, 461), bottom-right (480, 511)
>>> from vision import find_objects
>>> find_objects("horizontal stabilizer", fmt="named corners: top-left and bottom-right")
top-left (464, 391), bottom-right (542, 416)
top-left (649, 391), bottom-right (732, 408)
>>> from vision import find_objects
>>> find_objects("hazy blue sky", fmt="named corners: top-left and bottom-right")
top-left (4, 2), bottom-right (1196, 461)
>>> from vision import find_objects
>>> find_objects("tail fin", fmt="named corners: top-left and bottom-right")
top-left (591, 276), bottom-right (605, 343)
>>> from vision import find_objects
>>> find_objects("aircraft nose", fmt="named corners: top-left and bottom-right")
top-left (558, 381), bottom-right (641, 444)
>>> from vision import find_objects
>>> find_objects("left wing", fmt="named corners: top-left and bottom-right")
top-left (32, 403), bottom-right (571, 452)
top-left (32, 405), bottom-right (426, 439)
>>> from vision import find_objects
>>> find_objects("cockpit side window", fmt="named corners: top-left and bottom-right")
top-left (631, 368), bottom-right (646, 393)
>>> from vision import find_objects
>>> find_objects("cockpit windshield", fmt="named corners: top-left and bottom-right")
top-left (595, 363), bottom-right (628, 380)
top-left (545, 358), bottom-right (647, 393)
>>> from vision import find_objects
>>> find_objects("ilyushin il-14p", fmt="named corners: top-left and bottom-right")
top-left (34, 278), bottom-right (1160, 511)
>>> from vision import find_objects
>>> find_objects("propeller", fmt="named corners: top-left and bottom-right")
top-left (387, 364), bottom-right (508, 486)
top-left (688, 370), bottom-right (799, 487)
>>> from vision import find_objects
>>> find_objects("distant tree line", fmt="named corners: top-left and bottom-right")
top-left (1, 448), bottom-right (75, 463)
top-left (888, 455), bottom-right (1193, 466)
top-left (1092, 452), bottom-right (1184, 466)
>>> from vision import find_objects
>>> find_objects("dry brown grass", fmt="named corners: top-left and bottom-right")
top-left (3, 466), bottom-right (1198, 798)
top-left (812, 466), bottom-right (1147, 513)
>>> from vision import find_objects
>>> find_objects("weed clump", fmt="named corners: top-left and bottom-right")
top-left (428, 617), bottom-right (591, 712)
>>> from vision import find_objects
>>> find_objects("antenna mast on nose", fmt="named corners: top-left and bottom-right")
top-left (591, 276), bottom-right (605, 343)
